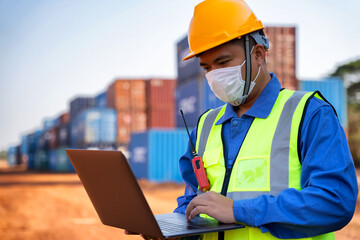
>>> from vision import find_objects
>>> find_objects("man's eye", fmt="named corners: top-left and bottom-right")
top-left (202, 67), bottom-right (210, 72)
top-left (219, 60), bottom-right (229, 65)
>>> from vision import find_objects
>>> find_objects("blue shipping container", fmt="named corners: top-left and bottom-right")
top-left (43, 117), bottom-right (58, 131)
top-left (70, 97), bottom-right (95, 121)
top-left (49, 150), bottom-right (57, 171)
top-left (300, 77), bottom-right (347, 128)
top-left (27, 153), bottom-right (35, 170)
top-left (71, 108), bottom-right (117, 147)
top-left (129, 130), bottom-right (189, 183)
top-left (176, 80), bottom-right (201, 129)
top-left (21, 135), bottom-right (29, 155)
top-left (7, 147), bottom-right (16, 166)
top-left (95, 91), bottom-right (108, 108)
top-left (177, 35), bottom-right (205, 85)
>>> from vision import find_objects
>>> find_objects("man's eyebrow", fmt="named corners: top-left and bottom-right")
top-left (200, 55), bottom-right (232, 67)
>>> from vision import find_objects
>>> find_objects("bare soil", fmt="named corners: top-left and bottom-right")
top-left (0, 162), bottom-right (359, 240)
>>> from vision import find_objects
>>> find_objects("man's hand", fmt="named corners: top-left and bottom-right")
top-left (185, 191), bottom-right (235, 223)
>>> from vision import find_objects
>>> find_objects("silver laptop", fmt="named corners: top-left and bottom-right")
top-left (66, 149), bottom-right (244, 239)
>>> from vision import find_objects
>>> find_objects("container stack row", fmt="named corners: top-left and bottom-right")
top-left (8, 27), bottom-right (348, 183)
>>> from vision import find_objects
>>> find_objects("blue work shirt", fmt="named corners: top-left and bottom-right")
top-left (174, 73), bottom-right (358, 239)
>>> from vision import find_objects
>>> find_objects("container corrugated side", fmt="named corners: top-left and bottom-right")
top-left (49, 150), bottom-right (57, 171)
top-left (107, 79), bottom-right (131, 110)
top-left (70, 97), bottom-right (95, 121)
top-left (129, 130), bottom-right (188, 183)
top-left (148, 106), bottom-right (175, 128)
top-left (58, 112), bottom-right (70, 125)
top-left (71, 108), bottom-right (117, 147)
top-left (264, 26), bottom-right (298, 90)
top-left (300, 77), bottom-right (347, 127)
top-left (177, 35), bottom-right (205, 85)
top-left (175, 80), bottom-right (201, 129)
top-left (148, 79), bottom-right (176, 108)
top-left (56, 147), bottom-right (72, 172)
top-left (57, 123), bottom-right (70, 147)
top-left (7, 147), bottom-right (16, 166)
top-left (95, 91), bottom-right (108, 108)
top-left (131, 79), bottom-right (147, 110)
top-left (35, 150), bottom-right (48, 170)
top-left (129, 132), bottom-right (149, 179)
top-left (131, 109), bottom-right (147, 132)
top-left (116, 110), bottom-right (132, 145)
top-left (148, 130), bottom-right (188, 183)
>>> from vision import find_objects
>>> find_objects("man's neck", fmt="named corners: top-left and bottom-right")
top-left (234, 71), bottom-right (271, 118)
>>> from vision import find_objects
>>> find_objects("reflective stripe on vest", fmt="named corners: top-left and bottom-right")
top-left (195, 89), bottom-right (335, 240)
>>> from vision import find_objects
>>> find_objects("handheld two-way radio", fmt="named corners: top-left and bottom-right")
top-left (180, 110), bottom-right (210, 192)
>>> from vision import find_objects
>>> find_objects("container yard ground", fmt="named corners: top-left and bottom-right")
top-left (0, 161), bottom-right (359, 240)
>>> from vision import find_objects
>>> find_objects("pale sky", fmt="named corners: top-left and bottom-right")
top-left (1, 0), bottom-right (360, 151)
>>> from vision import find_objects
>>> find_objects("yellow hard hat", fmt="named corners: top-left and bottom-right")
top-left (183, 0), bottom-right (265, 61)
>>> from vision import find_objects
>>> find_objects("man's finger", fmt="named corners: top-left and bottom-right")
top-left (188, 205), bottom-right (209, 221)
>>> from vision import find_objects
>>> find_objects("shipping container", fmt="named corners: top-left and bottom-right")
top-left (70, 97), bottom-right (95, 121)
top-left (177, 35), bottom-right (205, 85)
top-left (49, 149), bottom-right (57, 171)
top-left (148, 79), bottom-right (176, 107)
top-left (7, 147), bottom-right (16, 166)
top-left (131, 79), bottom-right (147, 110)
top-left (131, 109), bottom-right (147, 132)
top-left (116, 110), bottom-right (132, 145)
top-left (43, 117), bottom-right (58, 131)
top-left (264, 26), bottom-right (298, 90)
top-left (71, 108), bottom-right (117, 148)
top-left (107, 79), bottom-right (131, 110)
top-left (35, 150), bottom-right (48, 170)
top-left (95, 91), bottom-right (108, 108)
top-left (27, 153), bottom-right (35, 170)
top-left (175, 80), bottom-right (201, 129)
top-left (57, 123), bottom-right (70, 147)
top-left (56, 147), bottom-right (73, 172)
top-left (48, 127), bottom-right (58, 149)
top-left (129, 130), bottom-right (188, 182)
top-left (58, 112), bottom-right (70, 125)
top-left (300, 77), bottom-right (347, 128)
top-left (147, 106), bottom-right (175, 128)
top-left (48, 147), bottom-right (73, 172)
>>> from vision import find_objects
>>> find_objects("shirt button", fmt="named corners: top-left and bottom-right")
top-left (232, 120), bottom-right (238, 126)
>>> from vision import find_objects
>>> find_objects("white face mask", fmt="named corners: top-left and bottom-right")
top-left (205, 53), bottom-right (261, 106)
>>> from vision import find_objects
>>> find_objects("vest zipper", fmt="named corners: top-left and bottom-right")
top-left (221, 167), bottom-right (233, 196)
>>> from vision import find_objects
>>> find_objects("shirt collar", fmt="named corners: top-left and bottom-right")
top-left (216, 73), bottom-right (281, 125)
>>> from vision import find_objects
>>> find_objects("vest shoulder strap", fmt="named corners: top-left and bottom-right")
top-left (198, 106), bottom-right (223, 158)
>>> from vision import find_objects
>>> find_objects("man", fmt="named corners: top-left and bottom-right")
top-left (174, 0), bottom-right (358, 240)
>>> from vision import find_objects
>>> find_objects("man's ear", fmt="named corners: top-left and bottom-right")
top-left (254, 44), bottom-right (266, 65)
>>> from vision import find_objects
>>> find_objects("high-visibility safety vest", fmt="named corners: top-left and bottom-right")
top-left (195, 89), bottom-right (335, 240)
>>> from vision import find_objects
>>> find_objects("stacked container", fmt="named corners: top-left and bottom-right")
top-left (70, 108), bottom-right (117, 149)
top-left (70, 97), bottom-right (95, 121)
top-left (264, 26), bottom-right (298, 90)
top-left (108, 78), bottom-right (176, 145)
top-left (95, 91), bottom-right (108, 108)
top-left (147, 79), bottom-right (176, 128)
top-left (129, 130), bottom-right (188, 183)
top-left (176, 35), bottom-right (225, 129)
top-left (300, 77), bottom-right (347, 128)
top-left (52, 112), bottom-right (72, 172)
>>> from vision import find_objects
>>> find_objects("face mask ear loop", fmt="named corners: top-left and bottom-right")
top-left (253, 65), bottom-right (261, 83)
top-left (241, 34), bottom-right (252, 105)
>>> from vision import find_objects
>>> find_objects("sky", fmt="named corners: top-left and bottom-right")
top-left (1, 0), bottom-right (360, 151)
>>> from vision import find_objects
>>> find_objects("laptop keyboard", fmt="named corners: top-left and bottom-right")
top-left (157, 219), bottom-right (200, 233)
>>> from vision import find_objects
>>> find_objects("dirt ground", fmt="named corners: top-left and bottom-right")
top-left (0, 160), bottom-right (359, 240)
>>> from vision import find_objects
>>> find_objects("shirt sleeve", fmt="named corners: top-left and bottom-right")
top-left (174, 127), bottom-right (199, 214)
top-left (233, 97), bottom-right (358, 239)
